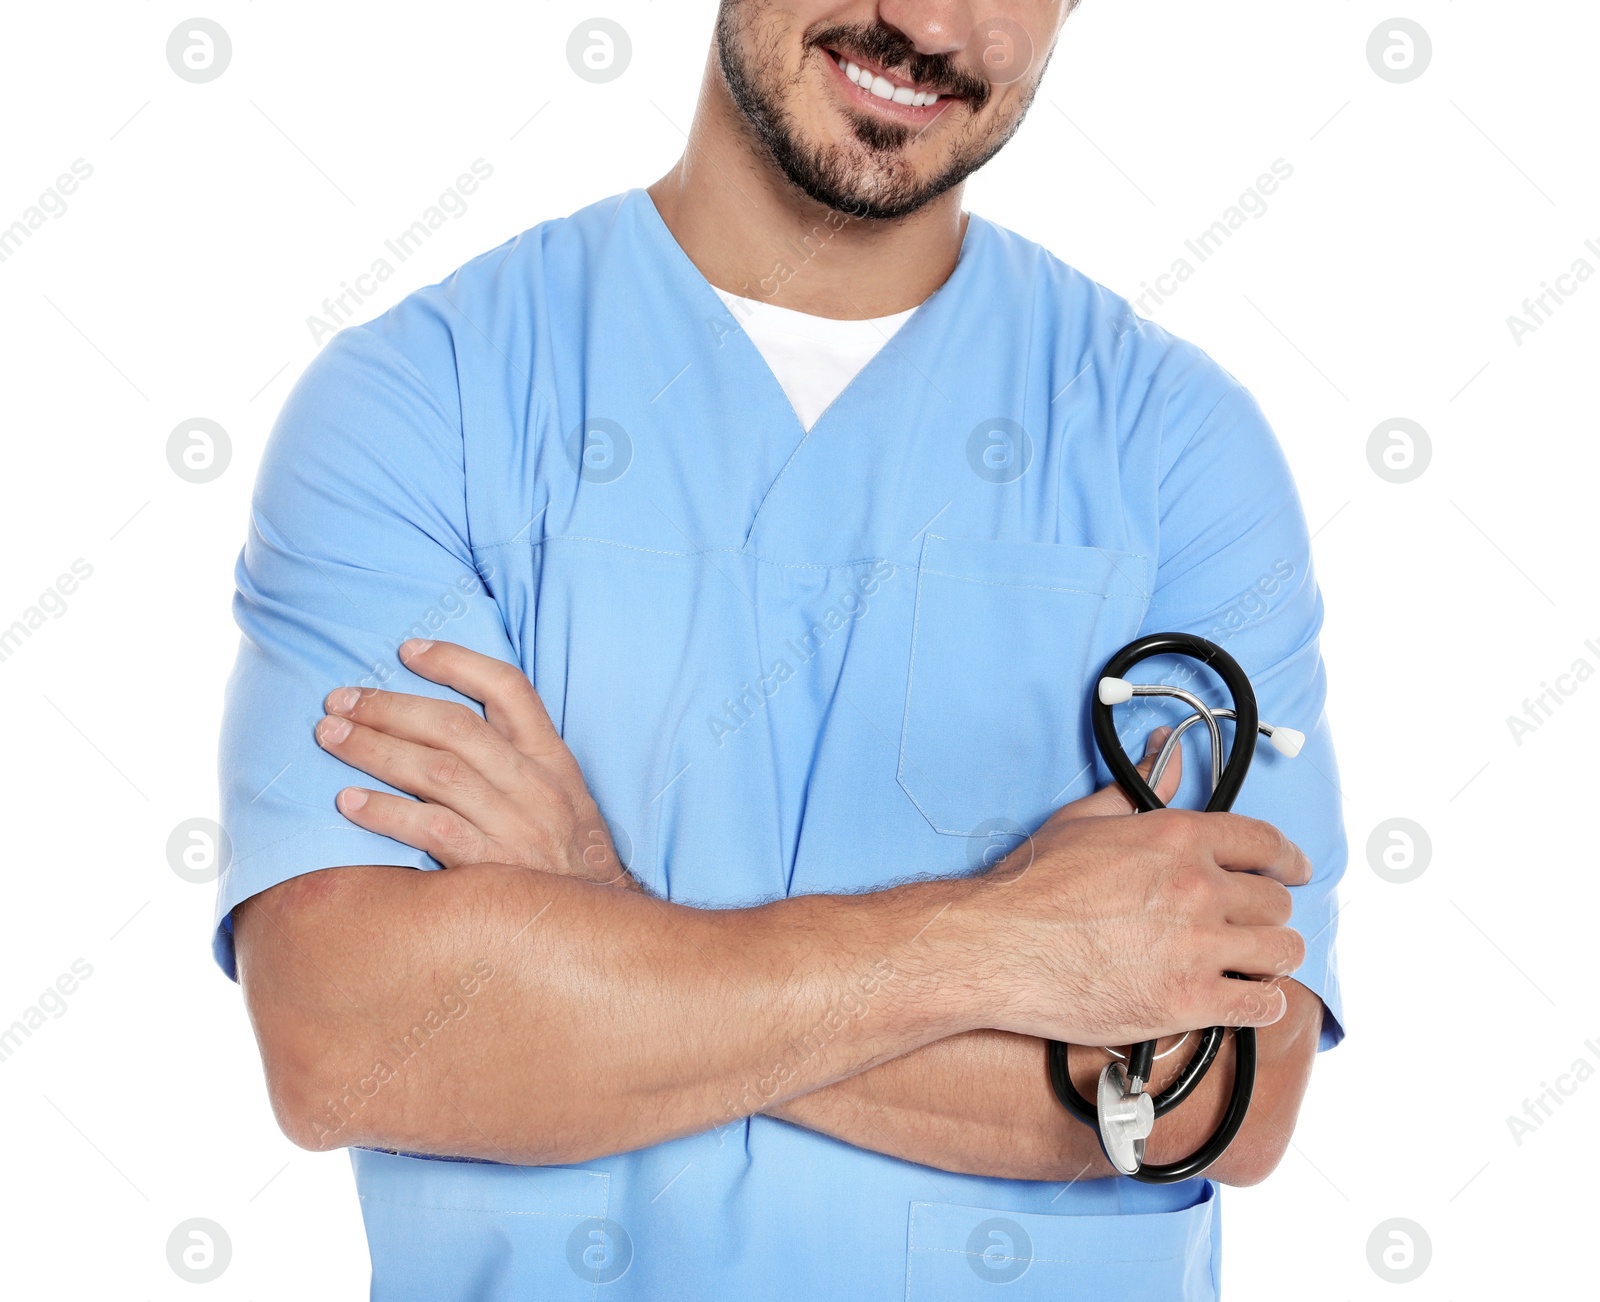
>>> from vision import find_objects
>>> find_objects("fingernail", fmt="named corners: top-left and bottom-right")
top-left (327, 687), bottom-right (360, 715)
top-left (339, 788), bottom-right (368, 812)
top-left (318, 716), bottom-right (352, 744)
top-left (401, 639), bottom-right (434, 659)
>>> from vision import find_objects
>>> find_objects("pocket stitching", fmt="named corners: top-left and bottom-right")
top-left (916, 533), bottom-right (1151, 598)
top-left (896, 546), bottom-right (955, 835)
top-left (917, 569), bottom-right (1149, 597)
top-left (353, 1166), bottom-right (610, 1219)
top-left (356, 1192), bottom-right (602, 1220)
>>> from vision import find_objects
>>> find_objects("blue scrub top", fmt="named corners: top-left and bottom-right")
top-left (215, 187), bottom-right (1346, 1300)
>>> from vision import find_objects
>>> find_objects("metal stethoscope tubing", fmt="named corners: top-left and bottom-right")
top-left (1046, 632), bottom-right (1301, 1184)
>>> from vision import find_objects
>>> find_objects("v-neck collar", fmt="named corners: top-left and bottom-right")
top-left (627, 187), bottom-right (988, 440)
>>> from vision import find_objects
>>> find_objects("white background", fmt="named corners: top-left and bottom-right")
top-left (1, 1), bottom-right (1594, 1296)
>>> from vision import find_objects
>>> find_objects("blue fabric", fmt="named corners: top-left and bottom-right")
top-left (215, 187), bottom-right (1346, 1299)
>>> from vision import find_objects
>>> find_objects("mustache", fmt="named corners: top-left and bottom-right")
top-left (805, 21), bottom-right (993, 109)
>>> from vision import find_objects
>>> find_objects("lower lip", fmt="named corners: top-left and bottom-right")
top-left (822, 49), bottom-right (955, 125)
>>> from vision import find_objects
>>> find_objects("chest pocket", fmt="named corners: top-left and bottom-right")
top-left (897, 535), bottom-right (1149, 838)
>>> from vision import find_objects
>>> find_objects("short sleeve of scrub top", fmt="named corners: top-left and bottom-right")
top-left (1138, 375), bottom-right (1347, 1049)
top-left (211, 314), bottom-right (518, 980)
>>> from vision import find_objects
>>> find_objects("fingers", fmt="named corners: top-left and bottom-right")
top-left (1173, 937), bottom-right (1301, 1030)
top-left (1198, 812), bottom-right (1312, 886)
top-left (398, 640), bottom-right (562, 758)
top-left (317, 713), bottom-right (500, 815)
top-left (324, 686), bottom-right (527, 797)
top-left (334, 787), bottom-right (490, 868)
top-left (1145, 726), bottom-right (1183, 805)
top-left (1055, 727), bottom-right (1182, 820)
top-left (1219, 873), bottom-right (1294, 927)
top-left (1207, 976), bottom-right (1289, 1029)
top-left (1211, 921), bottom-right (1306, 982)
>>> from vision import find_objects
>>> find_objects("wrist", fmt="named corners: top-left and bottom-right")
top-left (928, 866), bottom-right (1083, 1039)
top-left (880, 874), bottom-right (1005, 1040)
top-left (735, 875), bottom-right (991, 1052)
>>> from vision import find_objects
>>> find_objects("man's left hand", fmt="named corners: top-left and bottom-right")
top-left (314, 638), bottom-right (639, 890)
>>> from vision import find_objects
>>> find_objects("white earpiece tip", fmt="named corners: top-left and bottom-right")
top-left (1269, 727), bottom-right (1305, 758)
top-left (1098, 677), bottom-right (1135, 705)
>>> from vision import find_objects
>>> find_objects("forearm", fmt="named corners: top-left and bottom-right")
top-left (765, 1029), bottom-right (1109, 1181)
top-left (765, 979), bottom-right (1323, 1186)
top-left (235, 860), bottom-right (983, 1164)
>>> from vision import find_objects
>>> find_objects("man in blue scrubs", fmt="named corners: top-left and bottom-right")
top-left (217, 3), bottom-right (1345, 1297)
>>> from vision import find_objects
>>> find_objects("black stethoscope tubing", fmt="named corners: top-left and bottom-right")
top-left (1047, 632), bottom-right (1261, 1184)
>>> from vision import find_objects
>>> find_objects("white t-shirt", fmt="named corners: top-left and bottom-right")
top-left (713, 287), bottom-right (919, 431)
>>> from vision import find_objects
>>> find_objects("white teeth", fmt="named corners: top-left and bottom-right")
top-left (833, 53), bottom-right (940, 107)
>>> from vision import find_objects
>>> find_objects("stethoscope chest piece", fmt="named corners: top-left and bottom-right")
top-left (1097, 1063), bottom-right (1155, 1176)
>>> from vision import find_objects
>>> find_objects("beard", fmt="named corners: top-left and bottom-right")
top-left (714, 3), bottom-right (1043, 221)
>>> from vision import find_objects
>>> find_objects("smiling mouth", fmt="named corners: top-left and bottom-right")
top-left (824, 46), bottom-right (952, 110)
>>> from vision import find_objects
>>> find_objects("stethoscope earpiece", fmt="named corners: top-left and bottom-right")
top-left (1268, 726), bottom-right (1305, 758)
top-left (1096, 676), bottom-right (1135, 705)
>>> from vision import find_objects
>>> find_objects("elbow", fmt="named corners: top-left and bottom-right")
top-left (250, 987), bottom-right (418, 1154)
top-left (256, 1009), bottom-right (412, 1153)
top-left (273, 1090), bottom-right (336, 1154)
top-left (1210, 1131), bottom-right (1290, 1187)
top-left (1211, 982), bottom-right (1324, 1186)
top-left (248, 1008), bottom-right (356, 1152)
top-left (232, 872), bottom-right (380, 1153)
top-left (266, 1053), bottom-right (353, 1153)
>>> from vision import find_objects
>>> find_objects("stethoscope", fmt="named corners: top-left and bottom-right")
top-left (1047, 632), bottom-right (1304, 1183)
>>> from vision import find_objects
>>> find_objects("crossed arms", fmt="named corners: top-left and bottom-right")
top-left (234, 640), bottom-right (1324, 1186)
